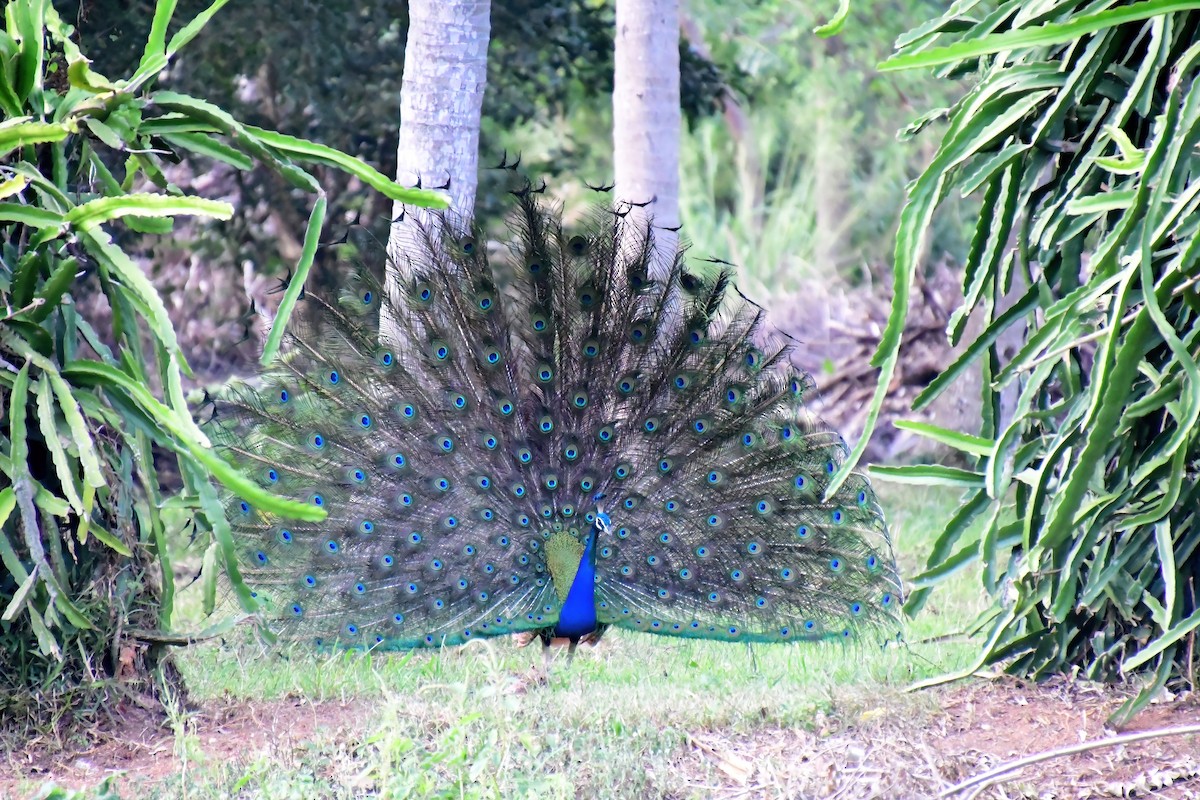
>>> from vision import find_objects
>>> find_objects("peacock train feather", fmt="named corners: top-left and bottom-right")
top-left (209, 185), bottom-right (902, 652)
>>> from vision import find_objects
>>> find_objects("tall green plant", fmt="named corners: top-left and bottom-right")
top-left (0, 0), bottom-right (443, 733)
top-left (855, 1), bottom-right (1200, 723)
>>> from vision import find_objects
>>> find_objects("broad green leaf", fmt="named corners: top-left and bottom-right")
top-left (150, 90), bottom-right (239, 131)
top-left (261, 194), bottom-right (326, 364)
top-left (905, 541), bottom-right (982, 587)
top-left (1123, 606), bottom-right (1200, 671)
top-left (142, 0), bottom-right (177, 59)
top-left (137, 114), bottom-right (221, 135)
top-left (892, 420), bottom-right (994, 456)
top-left (0, 44), bottom-right (21, 114)
top-left (869, 464), bottom-right (986, 487)
top-left (0, 174), bottom-right (28, 199)
top-left (0, 489), bottom-right (28, 584)
top-left (2, 570), bottom-right (38, 623)
top-left (29, 256), bottom-right (79, 323)
top-left (79, 227), bottom-right (184, 362)
top-left (1095, 125), bottom-right (1147, 174)
top-left (65, 54), bottom-right (118, 93)
top-left (167, 0), bottom-right (233, 56)
top-left (0, 202), bottom-right (64, 229)
top-left (62, 361), bottom-right (327, 522)
top-left (130, 0), bottom-right (176, 89)
top-left (31, 365), bottom-right (106, 490)
top-left (34, 377), bottom-right (82, 513)
top-left (13, 0), bottom-right (46, 105)
top-left (880, 1), bottom-right (1200, 72)
top-left (83, 118), bottom-right (124, 150)
top-left (0, 119), bottom-right (68, 157)
top-left (166, 352), bottom-right (210, 448)
top-left (1065, 190), bottom-right (1136, 215)
top-left (26, 601), bottom-right (61, 657)
top-left (84, 145), bottom-right (123, 196)
top-left (958, 142), bottom-right (1029, 197)
top-left (162, 131), bottom-right (253, 170)
top-left (813, 0), bottom-right (850, 37)
top-left (8, 362), bottom-right (32, 482)
top-left (66, 193), bottom-right (233, 229)
top-left (33, 483), bottom-right (72, 518)
top-left (244, 125), bottom-right (450, 207)
top-left (200, 541), bottom-right (219, 615)
top-left (1154, 520), bottom-right (1177, 627)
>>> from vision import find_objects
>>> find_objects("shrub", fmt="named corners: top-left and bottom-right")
top-left (0, 0), bottom-right (440, 737)
top-left (857, 2), bottom-right (1200, 723)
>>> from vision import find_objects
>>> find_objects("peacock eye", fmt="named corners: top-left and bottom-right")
top-left (218, 193), bottom-right (898, 658)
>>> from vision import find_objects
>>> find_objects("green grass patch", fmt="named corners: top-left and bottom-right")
top-left (11, 486), bottom-right (990, 799)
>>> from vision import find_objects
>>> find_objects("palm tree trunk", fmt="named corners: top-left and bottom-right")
top-left (613, 0), bottom-right (681, 271)
top-left (384, 0), bottom-right (491, 341)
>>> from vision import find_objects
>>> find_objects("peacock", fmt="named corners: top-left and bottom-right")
top-left (209, 181), bottom-right (902, 658)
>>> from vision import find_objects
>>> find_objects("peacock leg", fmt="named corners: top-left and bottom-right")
top-left (584, 623), bottom-right (609, 648)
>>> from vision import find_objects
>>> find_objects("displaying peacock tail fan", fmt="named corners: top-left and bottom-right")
top-left (209, 184), bottom-right (902, 652)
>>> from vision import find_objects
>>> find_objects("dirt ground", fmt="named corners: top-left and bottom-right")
top-left (682, 678), bottom-right (1200, 799)
top-left (4, 677), bottom-right (1200, 799)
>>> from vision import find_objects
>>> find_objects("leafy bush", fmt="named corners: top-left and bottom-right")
top-left (0, 0), bottom-right (441, 737)
top-left (856, 1), bottom-right (1200, 723)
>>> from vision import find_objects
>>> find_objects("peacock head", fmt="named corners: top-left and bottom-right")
top-left (592, 493), bottom-right (611, 539)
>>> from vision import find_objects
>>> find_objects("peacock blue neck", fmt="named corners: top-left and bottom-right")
top-left (553, 524), bottom-right (600, 639)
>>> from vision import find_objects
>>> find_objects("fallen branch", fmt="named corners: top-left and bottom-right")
top-left (127, 613), bottom-right (258, 646)
top-left (940, 724), bottom-right (1200, 798)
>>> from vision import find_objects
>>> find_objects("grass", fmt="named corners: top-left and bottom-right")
top-left (12, 485), bottom-right (995, 799)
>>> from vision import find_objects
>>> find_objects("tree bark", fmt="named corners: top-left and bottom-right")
top-left (384, 0), bottom-right (491, 341)
top-left (613, 0), bottom-right (681, 271)
top-left (387, 0), bottom-right (491, 245)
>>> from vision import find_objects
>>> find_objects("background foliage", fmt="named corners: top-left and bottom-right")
top-left (678, 0), bottom-right (969, 285)
top-left (60, 0), bottom-right (725, 278)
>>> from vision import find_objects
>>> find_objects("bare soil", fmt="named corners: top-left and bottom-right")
top-left (4, 677), bottom-right (1200, 799)
top-left (686, 677), bottom-right (1200, 799)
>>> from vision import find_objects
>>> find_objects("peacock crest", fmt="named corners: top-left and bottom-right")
top-left (209, 185), bottom-right (902, 651)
